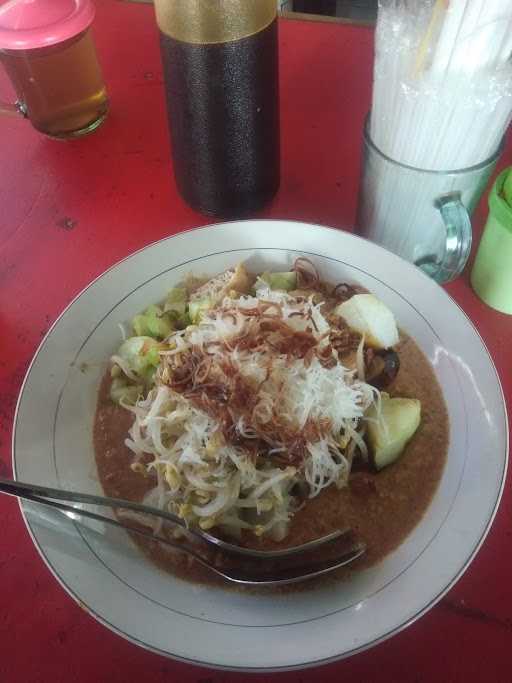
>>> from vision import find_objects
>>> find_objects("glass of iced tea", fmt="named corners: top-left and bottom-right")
top-left (0, 0), bottom-right (108, 139)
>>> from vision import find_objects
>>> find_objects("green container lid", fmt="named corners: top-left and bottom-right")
top-left (488, 168), bottom-right (512, 230)
top-left (471, 167), bottom-right (512, 314)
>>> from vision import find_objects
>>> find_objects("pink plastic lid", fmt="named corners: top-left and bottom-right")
top-left (0, 0), bottom-right (95, 50)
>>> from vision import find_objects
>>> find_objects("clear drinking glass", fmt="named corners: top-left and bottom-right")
top-left (0, 0), bottom-right (108, 139)
top-left (356, 120), bottom-right (503, 283)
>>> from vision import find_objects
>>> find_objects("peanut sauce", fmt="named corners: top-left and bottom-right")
top-left (94, 332), bottom-right (448, 592)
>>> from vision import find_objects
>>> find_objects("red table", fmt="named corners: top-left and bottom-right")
top-left (1, 1), bottom-right (511, 681)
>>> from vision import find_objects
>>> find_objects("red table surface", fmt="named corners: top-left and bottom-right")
top-left (1, 1), bottom-right (511, 681)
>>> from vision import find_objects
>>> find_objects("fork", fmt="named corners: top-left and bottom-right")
top-left (0, 477), bottom-right (366, 585)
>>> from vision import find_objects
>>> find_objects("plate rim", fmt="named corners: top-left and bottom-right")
top-left (12, 219), bottom-right (509, 671)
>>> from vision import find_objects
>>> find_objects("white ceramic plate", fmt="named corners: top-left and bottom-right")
top-left (13, 221), bottom-right (508, 671)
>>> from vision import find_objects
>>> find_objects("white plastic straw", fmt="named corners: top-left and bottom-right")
top-left (370, 0), bottom-right (512, 170)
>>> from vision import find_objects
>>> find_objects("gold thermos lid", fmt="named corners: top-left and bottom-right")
top-left (154, 0), bottom-right (277, 44)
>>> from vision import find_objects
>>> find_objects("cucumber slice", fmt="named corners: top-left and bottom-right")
top-left (260, 271), bottom-right (298, 291)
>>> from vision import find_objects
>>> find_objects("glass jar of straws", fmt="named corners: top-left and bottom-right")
top-left (357, 0), bottom-right (512, 282)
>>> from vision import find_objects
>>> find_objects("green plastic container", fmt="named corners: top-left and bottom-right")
top-left (471, 167), bottom-right (512, 314)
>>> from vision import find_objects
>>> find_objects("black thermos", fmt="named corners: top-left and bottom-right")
top-left (154, 0), bottom-right (280, 218)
